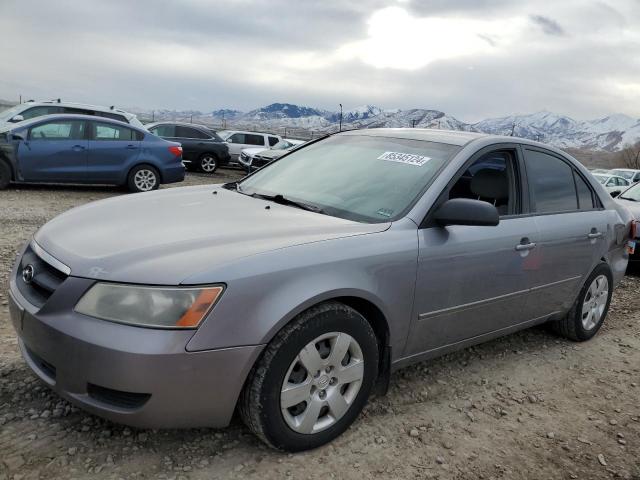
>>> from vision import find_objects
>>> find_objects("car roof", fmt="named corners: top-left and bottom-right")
top-left (612, 168), bottom-right (640, 172)
top-left (222, 130), bottom-right (280, 136)
top-left (19, 100), bottom-right (135, 118)
top-left (11, 113), bottom-right (146, 131)
top-left (146, 121), bottom-right (214, 130)
top-left (338, 128), bottom-right (489, 146)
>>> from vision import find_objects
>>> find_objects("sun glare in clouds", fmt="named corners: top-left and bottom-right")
top-left (338, 7), bottom-right (521, 70)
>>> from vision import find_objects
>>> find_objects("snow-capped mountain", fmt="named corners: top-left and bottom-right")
top-left (130, 103), bottom-right (640, 152)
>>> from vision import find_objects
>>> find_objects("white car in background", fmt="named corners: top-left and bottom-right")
top-left (592, 173), bottom-right (630, 197)
top-left (238, 139), bottom-right (305, 172)
top-left (217, 130), bottom-right (282, 165)
top-left (610, 168), bottom-right (640, 184)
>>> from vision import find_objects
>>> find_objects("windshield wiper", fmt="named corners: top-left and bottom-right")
top-left (250, 193), bottom-right (325, 214)
top-left (618, 196), bottom-right (637, 202)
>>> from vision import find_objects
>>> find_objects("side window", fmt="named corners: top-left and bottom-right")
top-left (245, 134), bottom-right (266, 146)
top-left (524, 150), bottom-right (577, 213)
top-left (176, 126), bottom-right (210, 139)
top-left (606, 178), bottom-right (616, 186)
top-left (620, 178), bottom-right (630, 186)
top-left (574, 172), bottom-right (594, 210)
top-left (93, 122), bottom-right (137, 141)
top-left (21, 106), bottom-right (64, 120)
top-left (151, 125), bottom-right (175, 137)
top-left (448, 150), bottom-right (517, 216)
top-left (30, 120), bottom-right (85, 140)
top-left (229, 133), bottom-right (245, 144)
top-left (268, 136), bottom-right (279, 147)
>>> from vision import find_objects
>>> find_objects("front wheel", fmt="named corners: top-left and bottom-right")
top-left (551, 263), bottom-right (613, 341)
top-left (198, 154), bottom-right (218, 174)
top-left (239, 302), bottom-right (379, 451)
top-left (127, 165), bottom-right (160, 193)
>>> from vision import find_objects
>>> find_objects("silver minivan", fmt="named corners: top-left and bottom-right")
top-left (8, 129), bottom-right (634, 451)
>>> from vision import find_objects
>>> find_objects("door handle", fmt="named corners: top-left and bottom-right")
top-left (587, 231), bottom-right (603, 239)
top-left (71, 144), bottom-right (85, 151)
top-left (126, 144), bottom-right (138, 149)
top-left (515, 242), bottom-right (536, 251)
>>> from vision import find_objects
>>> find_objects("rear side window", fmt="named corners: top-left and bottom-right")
top-left (150, 125), bottom-right (175, 137)
top-left (93, 122), bottom-right (141, 141)
top-left (268, 136), bottom-right (279, 146)
top-left (574, 172), bottom-right (594, 210)
top-left (176, 126), bottom-right (210, 139)
top-left (245, 134), bottom-right (266, 146)
top-left (228, 133), bottom-right (245, 143)
top-left (30, 120), bottom-right (85, 140)
top-left (525, 150), bottom-right (578, 213)
top-left (21, 106), bottom-right (64, 120)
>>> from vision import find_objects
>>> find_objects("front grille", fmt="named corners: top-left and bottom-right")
top-left (16, 245), bottom-right (68, 308)
top-left (87, 384), bottom-right (151, 410)
top-left (253, 156), bottom-right (271, 167)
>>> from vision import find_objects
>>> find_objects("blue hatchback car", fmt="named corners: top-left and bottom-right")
top-left (0, 114), bottom-right (185, 192)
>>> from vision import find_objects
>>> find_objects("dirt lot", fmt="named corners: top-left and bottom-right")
top-left (1, 171), bottom-right (639, 480)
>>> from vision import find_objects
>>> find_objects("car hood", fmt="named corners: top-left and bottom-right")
top-left (256, 149), bottom-right (287, 160)
top-left (242, 147), bottom-right (266, 156)
top-left (34, 185), bottom-right (389, 285)
top-left (616, 198), bottom-right (640, 218)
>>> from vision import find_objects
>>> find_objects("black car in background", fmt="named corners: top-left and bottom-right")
top-left (146, 122), bottom-right (230, 174)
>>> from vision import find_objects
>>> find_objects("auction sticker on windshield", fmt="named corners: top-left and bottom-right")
top-left (378, 151), bottom-right (431, 166)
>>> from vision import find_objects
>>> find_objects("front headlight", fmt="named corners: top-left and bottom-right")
top-left (75, 283), bottom-right (224, 329)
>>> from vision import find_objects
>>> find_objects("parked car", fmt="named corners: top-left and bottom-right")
top-left (8, 129), bottom-right (633, 452)
top-left (615, 182), bottom-right (640, 263)
top-left (0, 114), bottom-right (184, 193)
top-left (0, 100), bottom-right (144, 128)
top-left (217, 130), bottom-right (282, 164)
top-left (146, 122), bottom-right (230, 174)
top-left (592, 173), bottom-right (630, 196)
top-left (589, 168), bottom-right (611, 174)
top-left (610, 168), bottom-right (640, 184)
top-left (238, 139), bottom-right (305, 173)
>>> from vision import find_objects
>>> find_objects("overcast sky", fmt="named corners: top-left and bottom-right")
top-left (1, 0), bottom-right (638, 121)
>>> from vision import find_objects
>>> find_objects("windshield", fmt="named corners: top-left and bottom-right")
top-left (272, 140), bottom-right (292, 150)
top-left (239, 134), bottom-right (460, 223)
top-left (0, 104), bottom-right (24, 121)
top-left (619, 183), bottom-right (640, 201)
top-left (612, 169), bottom-right (634, 180)
top-left (593, 174), bottom-right (608, 184)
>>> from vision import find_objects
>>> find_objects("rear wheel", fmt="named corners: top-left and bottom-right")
top-left (198, 154), bottom-right (218, 174)
top-left (551, 263), bottom-right (613, 341)
top-left (240, 302), bottom-right (378, 451)
top-left (0, 161), bottom-right (10, 189)
top-left (127, 165), bottom-right (159, 193)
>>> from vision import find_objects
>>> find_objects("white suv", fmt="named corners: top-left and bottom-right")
top-left (217, 130), bottom-right (281, 163)
top-left (0, 100), bottom-right (144, 128)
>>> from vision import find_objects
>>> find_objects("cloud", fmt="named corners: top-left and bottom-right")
top-left (529, 14), bottom-right (565, 36)
top-left (0, 0), bottom-right (638, 122)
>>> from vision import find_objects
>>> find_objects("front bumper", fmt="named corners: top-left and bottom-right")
top-left (8, 275), bottom-right (263, 429)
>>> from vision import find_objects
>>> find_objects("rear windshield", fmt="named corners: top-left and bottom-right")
top-left (240, 134), bottom-right (460, 223)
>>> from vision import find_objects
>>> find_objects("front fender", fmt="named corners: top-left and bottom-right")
top-left (185, 220), bottom-right (419, 357)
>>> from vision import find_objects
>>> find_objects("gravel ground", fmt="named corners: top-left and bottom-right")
top-left (1, 172), bottom-right (639, 480)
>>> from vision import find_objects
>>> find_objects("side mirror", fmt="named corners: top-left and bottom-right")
top-left (10, 115), bottom-right (24, 123)
top-left (611, 191), bottom-right (621, 198)
top-left (226, 138), bottom-right (233, 143)
top-left (433, 198), bottom-right (500, 227)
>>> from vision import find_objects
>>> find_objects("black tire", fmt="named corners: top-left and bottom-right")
top-left (0, 160), bottom-right (11, 190)
top-left (239, 302), bottom-right (379, 451)
top-left (198, 153), bottom-right (218, 174)
top-left (127, 165), bottom-right (160, 193)
top-left (551, 263), bottom-right (613, 341)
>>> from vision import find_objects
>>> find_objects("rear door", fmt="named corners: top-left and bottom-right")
top-left (175, 125), bottom-right (211, 161)
top-left (86, 121), bottom-right (142, 183)
top-left (19, 119), bottom-right (88, 182)
top-left (226, 133), bottom-right (267, 159)
top-left (523, 147), bottom-right (608, 319)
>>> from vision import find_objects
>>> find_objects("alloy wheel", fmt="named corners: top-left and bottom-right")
top-left (133, 169), bottom-right (157, 192)
top-left (280, 332), bottom-right (364, 434)
top-left (200, 156), bottom-right (217, 173)
top-left (581, 274), bottom-right (609, 330)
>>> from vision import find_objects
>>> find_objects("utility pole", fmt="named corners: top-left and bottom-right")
top-left (411, 119), bottom-right (417, 128)
top-left (339, 103), bottom-right (343, 132)
top-left (152, 110), bottom-right (155, 122)
top-left (510, 122), bottom-right (516, 136)
top-left (19, 94), bottom-right (22, 104)
top-left (190, 114), bottom-right (193, 124)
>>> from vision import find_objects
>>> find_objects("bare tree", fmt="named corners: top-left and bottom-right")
top-left (620, 141), bottom-right (640, 169)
